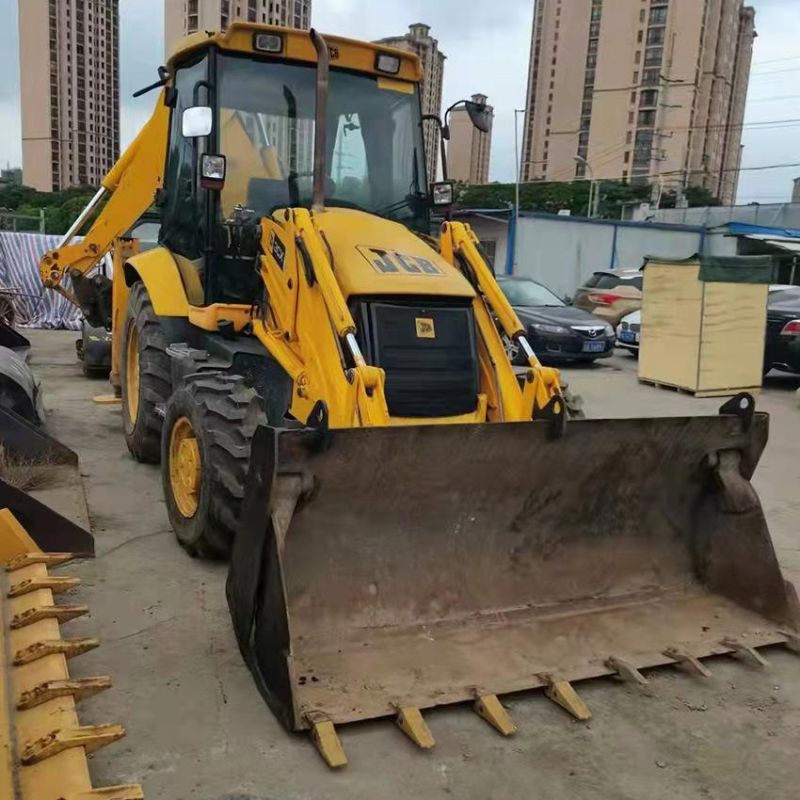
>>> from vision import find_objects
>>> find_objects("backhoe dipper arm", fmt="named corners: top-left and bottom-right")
top-left (439, 220), bottom-right (563, 418)
top-left (39, 94), bottom-right (171, 299)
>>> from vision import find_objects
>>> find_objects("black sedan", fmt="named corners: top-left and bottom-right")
top-left (497, 276), bottom-right (615, 364)
top-left (765, 285), bottom-right (800, 375)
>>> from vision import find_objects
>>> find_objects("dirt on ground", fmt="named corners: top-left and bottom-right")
top-left (21, 330), bottom-right (800, 800)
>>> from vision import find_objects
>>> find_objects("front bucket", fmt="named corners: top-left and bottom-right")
top-left (228, 409), bottom-right (799, 733)
top-left (0, 406), bottom-right (93, 556)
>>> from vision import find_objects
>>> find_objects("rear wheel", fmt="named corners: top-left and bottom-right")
top-left (161, 373), bottom-right (266, 559)
top-left (121, 282), bottom-right (171, 463)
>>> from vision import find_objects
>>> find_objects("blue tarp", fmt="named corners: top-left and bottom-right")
top-left (725, 222), bottom-right (800, 239)
top-left (0, 232), bottom-right (82, 330)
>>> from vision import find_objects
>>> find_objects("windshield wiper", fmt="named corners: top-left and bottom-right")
top-left (375, 193), bottom-right (427, 219)
top-left (283, 85), bottom-right (300, 206)
top-left (325, 197), bottom-right (371, 213)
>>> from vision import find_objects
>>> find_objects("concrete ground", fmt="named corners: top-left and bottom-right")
top-left (22, 330), bottom-right (800, 800)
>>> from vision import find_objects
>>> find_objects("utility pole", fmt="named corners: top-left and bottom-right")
top-left (513, 108), bottom-right (526, 269)
top-left (574, 156), bottom-right (597, 218)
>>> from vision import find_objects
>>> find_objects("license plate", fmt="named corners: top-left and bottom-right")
top-left (582, 340), bottom-right (606, 353)
top-left (619, 331), bottom-right (637, 343)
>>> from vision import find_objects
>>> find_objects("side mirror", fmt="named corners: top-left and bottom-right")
top-left (465, 101), bottom-right (492, 133)
top-left (182, 106), bottom-right (213, 138)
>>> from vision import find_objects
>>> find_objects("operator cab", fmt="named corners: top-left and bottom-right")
top-left (159, 25), bottom-right (433, 308)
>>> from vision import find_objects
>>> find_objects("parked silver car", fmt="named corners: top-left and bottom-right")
top-left (615, 309), bottom-right (641, 358)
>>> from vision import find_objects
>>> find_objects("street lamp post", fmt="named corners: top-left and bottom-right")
top-left (574, 155), bottom-right (599, 218)
top-left (513, 108), bottom-right (527, 269)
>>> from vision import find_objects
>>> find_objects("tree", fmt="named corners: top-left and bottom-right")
top-left (456, 180), bottom-right (719, 219)
top-left (0, 184), bottom-right (100, 234)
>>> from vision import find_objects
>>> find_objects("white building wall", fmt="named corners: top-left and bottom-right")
top-left (460, 213), bottom-right (704, 300)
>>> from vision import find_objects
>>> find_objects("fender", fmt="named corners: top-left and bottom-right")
top-left (123, 246), bottom-right (190, 317)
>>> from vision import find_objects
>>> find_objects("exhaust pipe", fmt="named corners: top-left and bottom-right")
top-left (310, 29), bottom-right (330, 214)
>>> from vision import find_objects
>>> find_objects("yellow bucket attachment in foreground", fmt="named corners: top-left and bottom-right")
top-left (0, 511), bottom-right (142, 800)
top-left (228, 403), bottom-right (800, 766)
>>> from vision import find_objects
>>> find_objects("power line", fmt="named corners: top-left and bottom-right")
top-left (750, 66), bottom-right (800, 78)
top-left (747, 95), bottom-right (800, 103)
top-left (751, 55), bottom-right (800, 67)
top-left (523, 160), bottom-right (800, 188)
top-left (547, 117), bottom-right (800, 138)
top-left (529, 117), bottom-right (800, 182)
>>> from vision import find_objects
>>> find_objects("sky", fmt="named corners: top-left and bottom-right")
top-left (0, 0), bottom-right (798, 204)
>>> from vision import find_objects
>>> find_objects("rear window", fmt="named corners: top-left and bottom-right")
top-left (584, 273), bottom-right (642, 291)
top-left (768, 287), bottom-right (800, 305)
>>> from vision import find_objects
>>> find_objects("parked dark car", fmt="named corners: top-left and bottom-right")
top-left (497, 276), bottom-right (615, 364)
top-left (764, 285), bottom-right (800, 375)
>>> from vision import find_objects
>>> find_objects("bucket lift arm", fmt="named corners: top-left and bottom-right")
top-left (38, 96), bottom-right (171, 309)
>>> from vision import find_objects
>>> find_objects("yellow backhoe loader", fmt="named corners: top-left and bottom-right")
top-left (38, 23), bottom-right (799, 767)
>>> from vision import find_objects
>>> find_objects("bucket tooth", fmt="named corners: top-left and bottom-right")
top-left (5, 552), bottom-right (75, 571)
top-left (473, 693), bottom-right (517, 736)
top-left (395, 706), bottom-right (435, 749)
top-left (606, 656), bottom-right (649, 686)
top-left (721, 637), bottom-right (769, 667)
top-left (543, 677), bottom-right (592, 721)
top-left (306, 715), bottom-right (348, 769)
top-left (781, 631), bottom-right (800, 654)
top-left (17, 676), bottom-right (112, 710)
top-left (21, 724), bottom-right (126, 765)
top-left (11, 603), bottom-right (89, 628)
top-left (65, 786), bottom-right (144, 800)
top-left (8, 574), bottom-right (80, 597)
top-left (663, 647), bottom-right (712, 678)
top-left (13, 636), bottom-right (99, 666)
top-left (93, 394), bottom-right (123, 405)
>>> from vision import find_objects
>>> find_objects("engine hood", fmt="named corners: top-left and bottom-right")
top-left (311, 209), bottom-right (475, 300)
top-left (514, 304), bottom-right (608, 329)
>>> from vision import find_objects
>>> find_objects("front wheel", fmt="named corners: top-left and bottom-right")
top-left (121, 282), bottom-right (171, 462)
top-left (161, 373), bottom-right (266, 559)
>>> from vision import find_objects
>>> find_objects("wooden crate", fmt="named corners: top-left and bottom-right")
top-left (638, 256), bottom-right (772, 397)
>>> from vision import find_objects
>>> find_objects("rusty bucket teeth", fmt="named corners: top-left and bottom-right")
top-left (1, 538), bottom-right (142, 800)
top-left (780, 631), bottom-right (800, 654)
top-left (663, 647), bottom-right (712, 678)
top-left (721, 637), bottom-right (770, 668)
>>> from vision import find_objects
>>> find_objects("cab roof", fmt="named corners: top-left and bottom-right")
top-left (167, 22), bottom-right (423, 84)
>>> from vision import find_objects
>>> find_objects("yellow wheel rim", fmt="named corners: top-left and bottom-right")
top-left (169, 416), bottom-right (201, 518)
top-left (125, 324), bottom-right (140, 423)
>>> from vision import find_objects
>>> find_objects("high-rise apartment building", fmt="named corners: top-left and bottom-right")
top-left (19, 0), bottom-right (120, 192)
top-left (448, 94), bottom-right (494, 185)
top-left (521, 0), bottom-right (756, 205)
top-left (376, 24), bottom-right (446, 181)
top-left (165, 0), bottom-right (311, 57)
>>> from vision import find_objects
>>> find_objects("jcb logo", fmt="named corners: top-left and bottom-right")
top-left (359, 246), bottom-right (444, 276)
top-left (415, 318), bottom-right (435, 339)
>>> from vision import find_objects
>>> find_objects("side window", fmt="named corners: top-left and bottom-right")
top-left (160, 55), bottom-right (209, 259)
top-left (583, 273), bottom-right (603, 288)
top-left (331, 113), bottom-right (369, 206)
top-left (595, 274), bottom-right (623, 289)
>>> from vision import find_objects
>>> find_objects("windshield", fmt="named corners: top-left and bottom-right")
top-left (217, 54), bottom-right (428, 228)
top-left (499, 280), bottom-right (565, 307)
